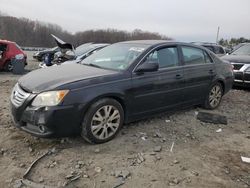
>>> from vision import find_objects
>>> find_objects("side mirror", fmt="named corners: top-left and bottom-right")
top-left (135, 62), bottom-right (159, 73)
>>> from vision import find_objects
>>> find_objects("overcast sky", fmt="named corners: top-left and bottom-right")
top-left (1, 0), bottom-right (250, 42)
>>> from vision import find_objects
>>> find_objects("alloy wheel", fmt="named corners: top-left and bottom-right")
top-left (91, 105), bottom-right (121, 140)
top-left (209, 85), bottom-right (222, 108)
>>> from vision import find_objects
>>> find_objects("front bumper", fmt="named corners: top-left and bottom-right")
top-left (11, 103), bottom-right (82, 137)
top-left (233, 70), bottom-right (250, 87)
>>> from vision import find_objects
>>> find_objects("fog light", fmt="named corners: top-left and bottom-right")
top-left (38, 125), bottom-right (46, 133)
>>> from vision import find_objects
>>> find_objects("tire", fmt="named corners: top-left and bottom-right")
top-left (4, 60), bottom-right (13, 72)
top-left (81, 98), bottom-right (124, 144)
top-left (204, 82), bottom-right (223, 109)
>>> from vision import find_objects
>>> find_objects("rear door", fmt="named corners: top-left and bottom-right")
top-left (131, 45), bottom-right (185, 117)
top-left (180, 46), bottom-right (215, 104)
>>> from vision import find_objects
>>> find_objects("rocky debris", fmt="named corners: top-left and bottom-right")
top-left (165, 119), bottom-right (171, 123)
top-left (216, 128), bottom-right (222, 133)
top-left (247, 118), bottom-right (250, 124)
top-left (155, 156), bottom-right (161, 161)
top-left (128, 152), bottom-right (146, 166)
top-left (223, 166), bottom-right (230, 174)
top-left (137, 153), bottom-right (145, 164)
top-left (137, 132), bottom-right (148, 140)
top-left (0, 148), bottom-right (6, 155)
top-left (153, 146), bottom-right (162, 152)
top-left (75, 160), bottom-right (85, 169)
top-left (94, 148), bottom-right (100, 153)
top-left (169, 177), bottom-right (180, 186)
top-left (111, 170), bottom-right (130, 179)
top-left (13, 180), bottom-right (22, 188)
top-left (83, 174), bottom-right (89, 178)
top-left (28, 147), bottom-right (33, 153)
top-left (95, 166), bottom-right (102, 173)
top-left (47, 161), bottom-right (57, 168)
top-left (60, 138), bottom-right (71, 144)
top-left (173, 159), bottom-right (179, 164)
top-left (197, 112), bottom-right (228, 125)
top-left (19, 163), bottom-right (25, 168)
top-left (65, 170), bottom-right (82, 184)
top-left (149, 152), bottom-right (156, 156)
top-left (113, 178), bottom-right (125, 188)
top-left (190, 170), bottom-right (199, 176)
top-left (153, 131), bottom-right (162, 138)
top-left (38, 177), bottom-right (44, 183)
top-left (50, 147), bottom-right (57, 154)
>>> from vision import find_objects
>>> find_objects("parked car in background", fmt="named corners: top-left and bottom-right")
top-left (62, 43), bottom-right (109, 65)
top-left (192, 42), bottom-right (226, 57)
top-left (33, 46), bottom-right (59, 62)
top-left (10, 40), bottom-right (234, 143)
top-left (221, 43), bottom-right (250, 87)
top-left (231, 43), bottom-right (248, 52)
top-left (0, 40), bottom-right (27, 71)
top-left (53, 43), bottom-right (92, 63)
top-left (40, 43), bottom-right (109, 68)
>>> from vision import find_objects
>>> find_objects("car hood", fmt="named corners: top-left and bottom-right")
top-left (62, 59), bottom-right (81, 65)
top-left (18, 64), bottom-right (116, 93)
top-left (221, 55), bottom-right (250, 64)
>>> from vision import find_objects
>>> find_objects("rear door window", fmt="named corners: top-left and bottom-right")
top-left (181, 46), bottom-right (206, 65)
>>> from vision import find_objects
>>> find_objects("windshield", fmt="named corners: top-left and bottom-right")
top-left (75, 43), bottom-right (93, 56)
top-left (15, 43), bottom-right (22, 50)
top-left (231, 44), bottom-right (250, 55)
top-left (81, 43), bottom-right (148, 71)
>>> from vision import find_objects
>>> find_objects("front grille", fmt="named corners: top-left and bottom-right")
top-left (11, 84), bottom-right (30, 107)
top-left (232, 63), bottom-right (244, 70)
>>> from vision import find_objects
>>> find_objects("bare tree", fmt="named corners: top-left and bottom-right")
top-left (0, 15), bottom-right (172, 47)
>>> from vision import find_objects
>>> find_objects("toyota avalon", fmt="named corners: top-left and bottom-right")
top-left (10, 40), bottom-right (234, 143)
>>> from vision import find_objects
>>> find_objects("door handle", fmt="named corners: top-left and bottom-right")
top-left (209, 69), bottom-right (214, 74)
top-left (175, 74), bottom-right (183, 79)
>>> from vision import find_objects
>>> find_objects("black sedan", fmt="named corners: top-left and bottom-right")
top-left (222, 43), bottom-right (250, 87)
top-left (10, 40), bottom-right (234, 143)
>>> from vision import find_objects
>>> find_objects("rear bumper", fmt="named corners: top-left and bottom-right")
top-left (11, 102), bottom-right (82, 137)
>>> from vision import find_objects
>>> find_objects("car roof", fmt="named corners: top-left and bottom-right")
top-left (0, 39), bottom-right (15, 44)
top-left (117, 40), bottom-right (209, 50)
top-left (118, 40), bottom-right (172, 45)
top-left (191, 42), bottom-right (223, 47)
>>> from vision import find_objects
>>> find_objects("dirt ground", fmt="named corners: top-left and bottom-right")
top-left (0, 51), bottom-right (250, 188)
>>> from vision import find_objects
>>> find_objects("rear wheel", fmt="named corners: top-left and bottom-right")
top-left (4, 60), bottom-right (13, 72)
top-left (81, 98), bottom-right (124, 144)
top-left (204, 82), bottom-right (223, 109)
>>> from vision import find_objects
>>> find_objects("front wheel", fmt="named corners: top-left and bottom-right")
top-left (204, 82), bottom-right (223, 109)
top-left (4, 60), bottom-right (13, 72)
top-left (81, 98), bottom-right (124, 144)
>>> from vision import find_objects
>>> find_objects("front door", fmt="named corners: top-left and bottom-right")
top-left (131, 45), bottom-right (185, 117)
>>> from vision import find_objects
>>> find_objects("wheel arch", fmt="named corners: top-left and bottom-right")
top-left (81, 93), bottom-right (128, 122)
top-left (212, 78), bottom-right (225, 95)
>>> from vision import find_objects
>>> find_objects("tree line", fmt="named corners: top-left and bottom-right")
top-left (0, 15), bottom-right (170, 48)
top-left (218, 37), bottom-right (250, 48)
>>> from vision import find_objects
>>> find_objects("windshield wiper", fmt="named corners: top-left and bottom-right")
top-left (85, 63), bottom-right (102, 68)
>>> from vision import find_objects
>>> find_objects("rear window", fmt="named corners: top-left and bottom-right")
top-left (182, 46), bottom-right (206, 65)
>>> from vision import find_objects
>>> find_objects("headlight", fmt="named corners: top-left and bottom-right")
top-left (32, 90), bottom-right (69, 107)
top-left (245, 66), bottom-right (250, 73)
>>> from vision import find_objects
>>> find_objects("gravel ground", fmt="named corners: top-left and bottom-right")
top-left (0, 51), bottom-right (249, 188)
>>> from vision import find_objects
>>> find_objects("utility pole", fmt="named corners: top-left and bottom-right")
top-left (216, 26), bottom-right (220, 44)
